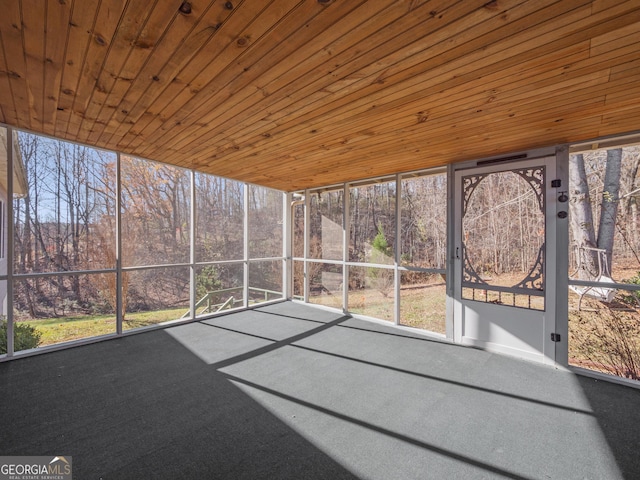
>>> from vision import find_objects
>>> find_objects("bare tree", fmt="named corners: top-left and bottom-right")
top-left (569, 149), bottom-right (622, 278)
top-left (597, 149), bottom-right (622, 270)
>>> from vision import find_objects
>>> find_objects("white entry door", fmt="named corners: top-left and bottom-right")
top-left (453, 157), bottom-right (557, 364)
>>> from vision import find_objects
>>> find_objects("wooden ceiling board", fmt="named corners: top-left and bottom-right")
top-left (100, 0), bottom-right (238, 149)
top-left (292, 1), bottom-right (616, 136)
top-left (601, 105), bottom-right (640, 136)
top-left (333, 37), bottom-right (638, 142)
top-left (188, 39), bottom-right (595, 170)
top-left (199, 1), bottom-right (640, 184)
top-left (54, 0), bottom-right (101, 137)
top-left (113, 0), bottom-right (286, 151)
top-left (194, 31), bottom-right (596, 171)
top-left (227, 66), bottom-right (639, 188)
top-left (22, 0), bottom-right (47, 133)
top-left (42, 0), bottom-right (72, 133)
top-left (0, 1), bottom-right (32, 131)
top-left (273, 82), bottom-right (616, 167)
top-left (242, 97), bottom-right (604, 178)
top-left (65, 0), bottom-right (128, 138)
top-left (150, 0), bottom-right (400, 156)
top-left (0, 23), bottom-right (18, 127)
top-left (130, 0), bottom-right (369, 156)
top-left (1, 0), bottom-right (639, 191)
top-left (170, 0), bottom-right (512, 159)
top-left (189, 1), bottom-right (597, 167)
top-left (79, 0), bottom-right (177, 145)
top-left (191, 0), bottom-right (521, 146)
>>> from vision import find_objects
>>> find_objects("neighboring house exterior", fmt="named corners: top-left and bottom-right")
top-left (0, 129), bottom-right (27, 316)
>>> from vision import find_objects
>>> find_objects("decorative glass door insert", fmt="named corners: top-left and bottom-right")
top-left (461, 166), bottom-right (546, 311)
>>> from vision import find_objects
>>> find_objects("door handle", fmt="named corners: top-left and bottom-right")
top-left (456, 247), bottom-right (460, 259)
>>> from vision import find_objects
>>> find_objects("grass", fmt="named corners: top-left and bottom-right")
top-left (310, 281), bottom-right (447, 334)
top-left (399, 283), bottom-right (446, 334)
top-left (21, 313), bottom-right (117, 346)
top-left (348, 292), bottom-right (396, 323)
top-left (121, 307), bottom-right (188, 330)
top-left (19, 307), bottom-right (188, 348)
top-left (17, 297), bottom-right (266, 349)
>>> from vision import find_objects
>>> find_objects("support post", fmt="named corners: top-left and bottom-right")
top-left (243, 184), bottom-right (249, 308)
top-left (190, 170), bottom-right (196, 319)
top-left (115, 153), bottom-right (123, 335)
top-left (6, 127), bottom-right (14, 356)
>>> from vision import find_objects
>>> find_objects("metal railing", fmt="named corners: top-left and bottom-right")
top-left (181, 286), bottom-right (283, 319)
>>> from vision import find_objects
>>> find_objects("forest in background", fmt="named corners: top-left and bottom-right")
top-left (12, 131), bottom-right (640, 311)
top-left (12, 132), bottom-right (283, 321)
top-left (294, 146), bottom-right (640, 295)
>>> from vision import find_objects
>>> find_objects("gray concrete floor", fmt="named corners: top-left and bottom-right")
top-left (2, 301), bottom-right (639, 479)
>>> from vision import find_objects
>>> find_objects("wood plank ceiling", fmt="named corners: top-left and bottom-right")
top-left (0, 0), bottom-right (639, 191)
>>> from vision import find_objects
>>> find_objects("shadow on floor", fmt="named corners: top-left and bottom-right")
top-left (576, 375), bottom-right (640, 478)
top-left (2, 301), bottom-right (640, 479)
top-left (0, 330), bottom-right (359, 479)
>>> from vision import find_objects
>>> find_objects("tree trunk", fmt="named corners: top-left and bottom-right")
top-left (596, 148), bottom-right (622, 273)
top-left (568, 153), bottom-right (598, 279)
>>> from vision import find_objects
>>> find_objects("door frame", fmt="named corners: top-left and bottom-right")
top-left (449, 153), bottom-right (561, 365)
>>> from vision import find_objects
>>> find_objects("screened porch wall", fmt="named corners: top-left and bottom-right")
top-left (2, 128), bottom-right (286, 358)
top-left (292, 170), bottom-right (448, 335)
